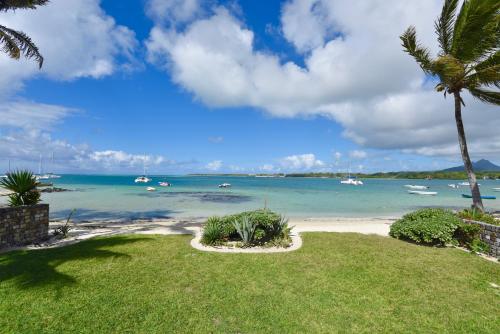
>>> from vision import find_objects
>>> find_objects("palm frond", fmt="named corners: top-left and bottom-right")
top-left (451, 0), bottom-right (500, 63)
top-left (400, 26), bottom-right (434, 74)
top-left (468, 86), bottom-right (500, 105)
top-left (0, 24), bottom-right (43, 68)
top-left (435, 0), bottom-right (460, 54)
top-left (0, 0), bottom-right (49, 11)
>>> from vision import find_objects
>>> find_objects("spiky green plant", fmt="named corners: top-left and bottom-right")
top-left (0, 0), bottom-right (48, 68)
top-left (232, 216), bottom-right (256, 245)
top-left (201, 216), bottom-right (224, 245)
top-left (0, 170), bottom-right (41, 206)
top-left (400, 0), bottom-right (500, 212)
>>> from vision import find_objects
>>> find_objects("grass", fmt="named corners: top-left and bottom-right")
top-left (0, 233), bottom-right (499, 333)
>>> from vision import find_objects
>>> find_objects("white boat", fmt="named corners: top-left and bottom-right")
top-left (158, 182), bottom-right (171, 187)
top-left (340, 178), bottom-right (363, 185)
top-left (146, 187), bottom-right (156, 192)
top-left (448, 184), bottom-right (459, 189)
top-left (493, 188), bottom-right (500, 192)
top-left (135, 160), bottom-right (151, 183)
top-left (218, 183), bottom-right (231, 188)
top-left (458, 182), bottom-right (480, 186)
top-left (404, 185), bottom-right (429, 190)
top-left (408, 190), bottom-right (438, 196)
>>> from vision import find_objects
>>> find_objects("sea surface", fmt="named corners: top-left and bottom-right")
top-left (3, 175), bottom-right (500, 221)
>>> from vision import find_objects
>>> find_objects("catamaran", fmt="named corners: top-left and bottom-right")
top-left (404, 185), bottom-right (429, 190)
top-left (135, 161), bottom-right (151, 183)
top-left (340, 164), bottom-right (363, 185)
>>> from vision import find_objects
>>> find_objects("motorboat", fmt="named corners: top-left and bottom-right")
top-left (408, 190), bottom-right (437, 196)
top-left (158, 182), bottom-right (172, 187)
top-left (493, 188), bottom-right (500, 192)
top-left (146, 187), bottom-right (156, 192)
top-left (135, 176), bottom-right (151, 183)
top-left (462, 194), bottom-right (496, 200)
top-left (448, 184), bottom-right (459, 189)
top-left (218, 183), bottom-right (232, 188)
top-left (458, 182), bottom-right (480, 186)
top-left (404, 185), bottom-right (429, 190)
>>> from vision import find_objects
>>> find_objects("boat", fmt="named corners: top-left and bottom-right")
top-left (218, 183), bottom-right (231, 188)
top-left (135, 160), bottom-right (151, 183)
top-left (462, 194), bottom-right (496, 200)
top-left (158, 182), bottom-right (172, 187)
top-left (340, 178), bottom-right (363, 185)
top-left (493, 188), bottom-right (500, 192)
top-left (408, 190), bottom-right (437, 196)
top-left (146, 187), bottom-right (156, 192)
top-left (448, 184), bottom-right (459, 189)
top-left (404, 185), bottom-right (429, 190)
top-left (458, 182), bottom-right (481, 186)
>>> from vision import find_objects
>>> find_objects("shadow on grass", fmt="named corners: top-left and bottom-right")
top-left (0, 236), bottom-right (152, 291)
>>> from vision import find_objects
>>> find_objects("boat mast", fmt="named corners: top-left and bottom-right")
top-left (38, 154), bottom-right (42, 175)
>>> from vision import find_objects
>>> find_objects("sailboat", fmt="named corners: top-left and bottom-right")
top-left (36, 154), bottom-right (51, 180)
top-left (45, 153), bottom-right (61, 179)
top-left (135, 160), bottom-right (151, 183)
top-left (340, 163), bottom-right (363, 185)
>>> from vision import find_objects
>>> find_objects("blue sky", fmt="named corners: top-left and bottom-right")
top-left (0, 0), bottom-right (498, 174)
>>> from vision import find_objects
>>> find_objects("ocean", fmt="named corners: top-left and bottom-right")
top-left (4, 175), bottom-right (499, 221)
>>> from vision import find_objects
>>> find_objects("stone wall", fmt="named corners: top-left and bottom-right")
top-left (0, 204), bottom-right (49, 248)
top-left (463, 220), bottom-right (500, 259)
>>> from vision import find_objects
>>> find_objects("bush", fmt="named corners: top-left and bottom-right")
top-left (0, 170), bottom-right (41, 207)
top-left (469, 239), bottom-right (490, 254)
top-left (453, 222), bottom-right (481, 248)
top-left (457, 209), bottom-right (499, 226)
top-left (232, 216), bottom-right (256, 245)
top-left (201, 217), bottom-right (225, 245)
top-left (389, 208), bottom-right (461, 246)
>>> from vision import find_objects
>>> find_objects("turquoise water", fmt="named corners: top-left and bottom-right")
top-left (4, 175), bottom-right (500, 221)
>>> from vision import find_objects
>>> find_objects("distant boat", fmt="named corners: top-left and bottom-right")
top-left (448, 184), bottom-right (459, 189)
top-left (404, 185), bottom-right (429, 190)
top-left (158, 182), bottom-right (171, 187)
top-left (135, 159), bottom-right (151, 183)
top-left (458, 182), bottom-right (481, 186)
top-left (408, 190), bottom-right (437, 196)
top-left (340, 178), bottom-right (363, 185)
top-left (146, 187), bottom-right (156, 192)
top-left (493, 188), bottom-right (500, 192)
top-left (462, 194), bottom-right (496, 200)
top-left (218, 183), bottom-right (231, 188)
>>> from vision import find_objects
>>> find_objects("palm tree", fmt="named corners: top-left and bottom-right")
top-left (0, 0), bottom-right (49, 68)
top-left (0, 170), bottom-right (41, 206)
top-left (400, 0), bottom-right (499, 212)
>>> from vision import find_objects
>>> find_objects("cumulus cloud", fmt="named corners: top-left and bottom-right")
top-left (146, 0), bottom-right (500, 159)
top-left (280, 154), bottom-right (324, 170)
top-left (349, 150), bottom-right (367, 160)
top-left (0, 0), bottom-right (138, 96)
top-left (146, 0), bottom-right (203, 24)
top-left (206, 160), bottom-right (222, 171)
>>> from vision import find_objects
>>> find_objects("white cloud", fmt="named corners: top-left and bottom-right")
top-left (0, 100), bottom-right (76, 130)
top-left (206, 160), bottom-right (222, 171)
top-left (146, 0), bottom-right (500, 159)
top-left (280, 154), bottom-right (324, 170)
top-left (260, 164), bottom-right (275, 172)
top-left (349, 150), bottom-right (367, 160)
top-left (0, 0), bottom-right (138, 97)
top-left (146, 0), bottom-right (203, 24)
top-left (89, 151), bottom-right (165, 169)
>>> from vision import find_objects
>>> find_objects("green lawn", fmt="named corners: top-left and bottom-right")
top-left (1, 233), bottom-right (499, 333)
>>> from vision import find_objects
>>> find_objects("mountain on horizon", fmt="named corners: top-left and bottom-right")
top-left (442, 159), bottom-right (500, 172)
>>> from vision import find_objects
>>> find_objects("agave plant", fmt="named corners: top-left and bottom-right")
top-left (269, 215), bottom-right (291, 237)
top-left (232, 216), bottom-right (256, 245)
top-left (0, 170), bottom-right (41, 206)
top-left (0, 0), bottom-right (49, 68)
top-left (400, 0), bottom-right (500, 212)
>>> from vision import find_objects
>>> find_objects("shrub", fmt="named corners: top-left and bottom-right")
top-left (53, 209), bottom-right (76, 239)
top-left (453, 222), bottom-right (481, 248)
top-left (457, 209), bottom-right (499, 226)
top-left (389, 208), bottom-right (461, 246)
top-left (469, 239), bottom-right (490, 254)
top-left (232, 216), bottom-right (256, 245)
top-left (0, 170), bottom-right (41, 207)
top-left (201, 217), bottom-right (225, 245)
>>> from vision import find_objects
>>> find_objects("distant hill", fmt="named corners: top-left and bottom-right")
top-left (442, 159), bottom-right (500, 172)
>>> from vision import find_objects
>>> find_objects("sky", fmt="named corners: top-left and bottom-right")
top-left (0, 0), bottom-right (498, 175)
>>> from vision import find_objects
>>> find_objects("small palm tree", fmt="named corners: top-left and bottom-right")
top-left (0, 0), bottom-right (49, 68)
top-left (400, 0), bottom-right (499, 212)
top-left (0, 170), bottom-right (41, 206)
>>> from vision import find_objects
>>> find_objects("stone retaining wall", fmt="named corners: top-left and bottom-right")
top-left (463, 219), bottom-right (500, 259)
top-left (0, 204), bottom-right (49, 248)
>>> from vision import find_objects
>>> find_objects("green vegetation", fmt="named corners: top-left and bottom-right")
top-left (389, 208), bottom-right (461, 246)
top-left (0, 0), bottom-right (48, 68)
top-left (458, 208), bottom-right (499, 226)
top-left (201, 210), bottom-right (292, 247)
top-left (0, 170), bottom-right (41, 206)
top-left (400, 0), bottom-right (500, 212)
top-left (0, 234), bottom-right (499, 333)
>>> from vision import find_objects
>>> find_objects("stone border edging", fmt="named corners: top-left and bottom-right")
top-left (190, 229), bottom-right (303, 253)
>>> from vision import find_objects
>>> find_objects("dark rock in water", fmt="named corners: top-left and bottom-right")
top-left (40, 187), bottom-right (71, 193)
top-left (134, 191), bottom-right (252, 203)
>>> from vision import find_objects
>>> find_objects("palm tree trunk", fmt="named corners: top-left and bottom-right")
top-left (453, 91), bottom-right (484, 212)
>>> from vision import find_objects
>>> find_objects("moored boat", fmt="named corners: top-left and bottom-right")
top-left (404, 185), bottom-right (429, 190)
top-left (146, 187), bottom-right (156, 192)
top-left (159, 182), bottom-right (171, 187)
top-left (408, 190), bottom-right (437, 196)
top-left (218, 183), bottom-right (231, 188)
top-left (493, 188), bottom-right (500, 192)
top-left (461, 194), bottom-right (496, 200)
